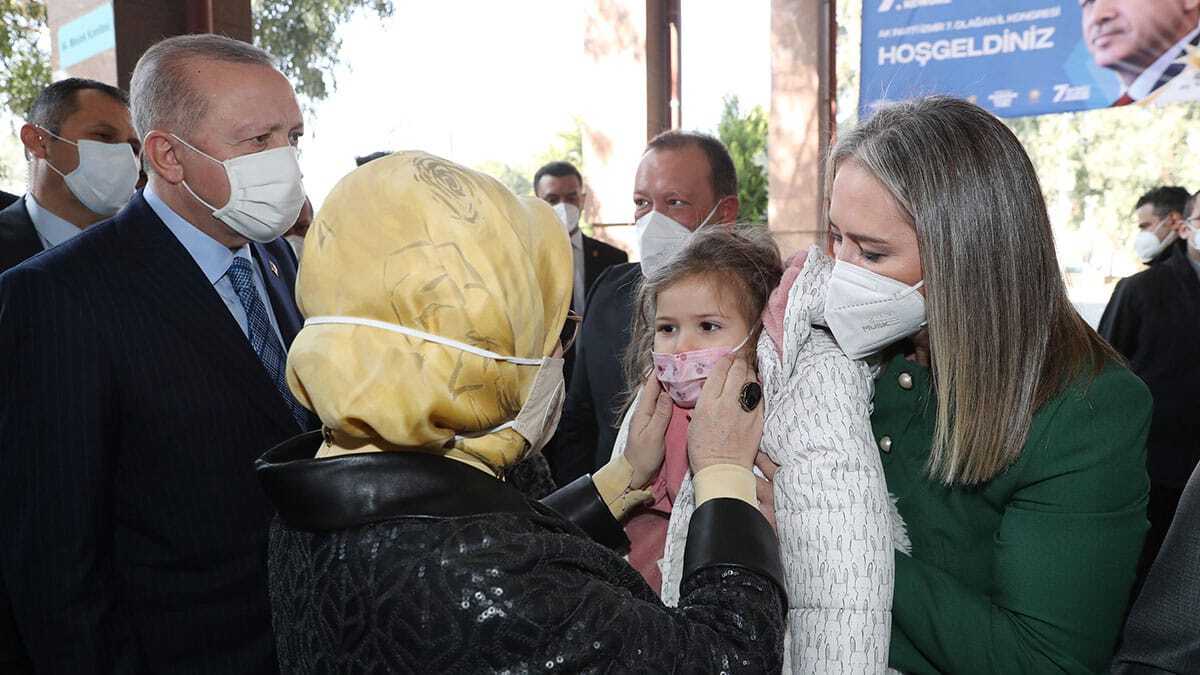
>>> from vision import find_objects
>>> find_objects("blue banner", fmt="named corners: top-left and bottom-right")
top-left (58, 3), bottom-right (115, 70)
top-left (860, 1), bottom-right (1200, 117)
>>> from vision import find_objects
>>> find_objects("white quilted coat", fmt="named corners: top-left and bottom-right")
top-left (612, 248), bottom-right (897, 673)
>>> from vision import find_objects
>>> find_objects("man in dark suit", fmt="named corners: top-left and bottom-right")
top-left (543, 132), bottom-right (740, 486)
top-left (1111, 462), bottom-right (1200, 673)
top-left (0, 34), bottom-right (315, 674)
top-left (532, 160), bottom-right (628, 389)
top-left (0, 78), bottom-right (139, 274)
top-left (1099, 188), bottom-right (1200, 596)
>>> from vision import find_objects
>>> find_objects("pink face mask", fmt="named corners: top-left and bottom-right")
top-left (651, 332), bottom-right (752, 408)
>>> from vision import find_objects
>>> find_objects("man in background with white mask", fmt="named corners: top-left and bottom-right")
top-left (0, 34), bottom-right (315, 674)
top-left (1099, 187), bottom-right (1200, 599)
top-left (532, 161), bottom-right (627, 393)
top-left (0, 78), bottom-right (139, 274)
top-left (543, 131), bottom-right (739, 486)
top-left (1125, 186), bottom-right (1189, 266)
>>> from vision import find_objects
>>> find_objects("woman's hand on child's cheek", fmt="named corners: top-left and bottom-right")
top-left (625, 374), bottom-right (674, 488)
top-left (689, 355), bottom-right (764, 474)
top-left (754, 452), bottom-right (780, 532)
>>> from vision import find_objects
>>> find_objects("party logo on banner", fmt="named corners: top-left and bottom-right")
top-left (860, 1), bottom-right (1200, 117)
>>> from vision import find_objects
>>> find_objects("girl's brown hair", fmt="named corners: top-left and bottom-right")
top-left (620, 225), bottom-right (784, 414)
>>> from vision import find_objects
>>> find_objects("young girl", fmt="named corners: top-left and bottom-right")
top-left (614, 227), bottom-right (897, 673)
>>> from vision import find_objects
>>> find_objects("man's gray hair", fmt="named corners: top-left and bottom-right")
top-left (130, 33), bottom-right (277, 140)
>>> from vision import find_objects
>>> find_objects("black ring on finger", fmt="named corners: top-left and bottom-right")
top-left (738, 382), bottom-right (762, 413)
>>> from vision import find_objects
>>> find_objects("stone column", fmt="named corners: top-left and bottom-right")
top-left (769, 0), bottom-right (834, 256)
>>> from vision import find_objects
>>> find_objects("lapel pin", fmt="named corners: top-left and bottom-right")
top-left (269, 261), bottom-right (280, 277)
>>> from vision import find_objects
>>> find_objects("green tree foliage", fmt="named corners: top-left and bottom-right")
top-left (252, 0), bottom-right (394, 101)
top-left (0, 0), bottom-right (50, 121)
top-left (475, 118), bottom-right (586, 199)
top-left (717, 95), bottom-right (768, 223)
top-left (475, 160), bottom-right (533, 197)
top-left (1006, 106), bottom-right (1200, 273)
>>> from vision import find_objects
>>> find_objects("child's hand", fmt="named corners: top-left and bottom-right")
top-left (625, 373), bottom-right (674, 488)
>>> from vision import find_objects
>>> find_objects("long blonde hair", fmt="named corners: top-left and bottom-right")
top-left (828, 96), bottom-right (1119, 485)
top-left (620, 226), bottom-right (783, 415)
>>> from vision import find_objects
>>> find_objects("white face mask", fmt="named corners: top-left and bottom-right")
top-left (304, 316), bottom-right (566, 454)
top-left (552, 202), bottom-right (581, 235)
top-left (1133, 218), bottom-right (1176, 262)
top-left (39, 128), bottom-right (138, 217)
top-left (823, 259), bottom-right (926, 360)
top-left (635, 200), bottom-right (721, 277)
top-left (172, 134), bottom-right (306, 244)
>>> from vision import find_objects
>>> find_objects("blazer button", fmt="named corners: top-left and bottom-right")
top-left (879, 435), bottom-right (893, 453)
top-left (898, 373), bottom-right (913, 390)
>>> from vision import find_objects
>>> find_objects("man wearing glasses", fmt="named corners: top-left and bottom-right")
top-left (1099, 188), bottom-right (1200, 599)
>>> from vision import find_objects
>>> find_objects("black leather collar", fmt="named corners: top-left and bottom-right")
top-left (256, 431), bottom-right (537, 531)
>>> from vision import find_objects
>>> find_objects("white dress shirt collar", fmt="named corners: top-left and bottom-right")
top-left (143, 183), bottom-right (254, 286)
top-left (25, 193), bottom-right (82, 250)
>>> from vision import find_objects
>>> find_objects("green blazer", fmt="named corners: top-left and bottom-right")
top-left (874, 353), bottom-right (1151, 674)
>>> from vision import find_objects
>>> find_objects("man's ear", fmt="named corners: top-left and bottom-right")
top-left (142, 131), bottom-right (184, 184)
top-left (19, 123), bottom-right (48, 161)
top-left (718, 195), bottom-right (741, 224)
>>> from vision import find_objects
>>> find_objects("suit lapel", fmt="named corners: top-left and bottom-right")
top-left (251, 241), bottom-right (303, 347)
top-left (115, 194), bottom-right (297, 434)
top-left (0, 198), bottom-right (46, 272)
top-left (582, 236), bottom-right (600, 292)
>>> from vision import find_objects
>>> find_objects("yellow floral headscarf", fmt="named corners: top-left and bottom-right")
top-left (285, 151), bottom-right (572, 474)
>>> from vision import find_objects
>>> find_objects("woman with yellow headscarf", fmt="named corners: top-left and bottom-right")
top-left (255, 152), bottom-right (786, 673)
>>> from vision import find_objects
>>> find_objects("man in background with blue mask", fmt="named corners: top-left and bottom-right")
top-left (0, 78), bottom-right (139, 274)
top-left (0, 34), bottom-right (315, 674)
top-left (544, 131), bottom-right (739, 486)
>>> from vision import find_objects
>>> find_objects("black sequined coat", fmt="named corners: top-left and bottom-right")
top-left (257, 432), bottom-right (786, 674)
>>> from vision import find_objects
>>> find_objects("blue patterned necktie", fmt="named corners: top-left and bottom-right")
top-left (227, 256), bottom-right (308, 430)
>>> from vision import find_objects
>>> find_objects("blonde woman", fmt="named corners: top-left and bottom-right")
top-left (822, 97), bottom-right (1151, 673)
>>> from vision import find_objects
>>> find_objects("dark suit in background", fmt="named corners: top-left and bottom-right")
top-left (546, 261), bottom-right (641, 486)
top-left (0, 193), bottom-right (313, 674)
top-left (0, 190), bottom-right (17, 210)
top-left (1111, 462), bottom-right (1200, 674)
top-left (1099, 243), bottom-right (1200, 588)
top-left (0, 198), bottom-right (44, 274)
top-left (562, 235), bottom-right (627, 390)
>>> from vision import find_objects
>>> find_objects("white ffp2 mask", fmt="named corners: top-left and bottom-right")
top-left (634, 201), bottom-right (721, 277)
top-left (1133, 227), bottom-right (1175, 262)
top-left (173, 134), bottom-right (306, 243)
top-left (823, 260), bottom-right (926, 360)
top-left (552, 202), bottom-right (581, 235)
top-left (40, 128), bottom-right (138, 217)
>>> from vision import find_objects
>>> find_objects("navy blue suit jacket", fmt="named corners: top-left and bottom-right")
top-left (0, 192), bottom-right (314, 674)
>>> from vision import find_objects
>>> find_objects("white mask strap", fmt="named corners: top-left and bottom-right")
top-left (698, 199), bottom-right (723, 228)
top-left (304, 316), bottom-right (545, 366)
top-left (170, 133), bottom-right (222, 166)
